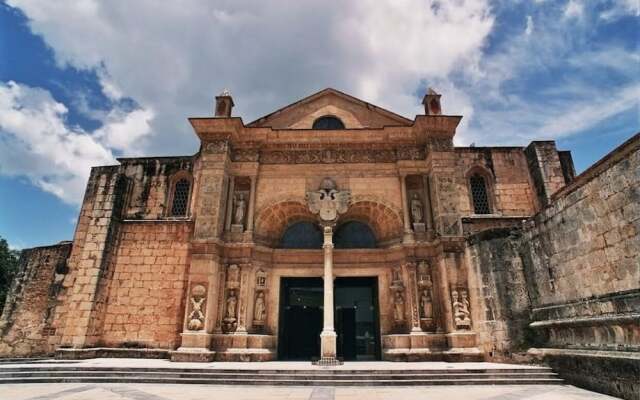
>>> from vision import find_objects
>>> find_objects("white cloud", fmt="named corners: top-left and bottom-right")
top-left (2, 0), bottom-right (639, 207)
top-left (525, 15), bottom-right (534, 35)
top-left (600, 0), bottom-right (640, 20)
top-left (0, 81), bottom-right (152, 204)
top-left (564, 0), bottom-right (584, 19)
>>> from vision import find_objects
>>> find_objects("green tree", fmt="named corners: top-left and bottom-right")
top-left (0, 237), bottom-right (20, 314)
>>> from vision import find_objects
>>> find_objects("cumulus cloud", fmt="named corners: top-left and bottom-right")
top-left (2, 0), bottom-right (639, 205)
top-left (0, 81), bottom-right (152, 204)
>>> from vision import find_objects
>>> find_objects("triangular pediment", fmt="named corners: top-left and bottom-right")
top-left (247, 88), bottom-right (413, 129)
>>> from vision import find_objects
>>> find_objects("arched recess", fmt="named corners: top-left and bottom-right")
top-left (280, 221), bottom-right (323, 249)
top-left (465, 165), bottom-right (496, 215)
top-left (254, 200), bottom-right (316, 246)
top-left (333, 221), bottom-right (376, 249)
top-left (337, 199), bottom-right (403, 245)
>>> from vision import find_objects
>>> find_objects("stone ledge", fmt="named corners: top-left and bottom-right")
top-left (55, 347), bottom-right (170, 360)
top-left (530, 312), bottom-right (640, 328)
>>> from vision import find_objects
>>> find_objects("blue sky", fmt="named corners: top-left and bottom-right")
top-left (0, 0), bottom-right (638, 249)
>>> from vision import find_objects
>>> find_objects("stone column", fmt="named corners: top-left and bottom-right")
top-left (437, 255), bottom-right (455, 333)
top-left (245, 176), bottom-right (257, 234)
top-left (320, 225), bottom-right (337, 362)
top-left (422, 175), bottom-right (435, 240)
top-left (224, 176), bottom-right (235, 232)
top-left (399, 174), bottom-right (414, 243)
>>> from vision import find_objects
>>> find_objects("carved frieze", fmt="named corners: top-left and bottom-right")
top-left (231, 148), bottom-right (260, 162)
top-left (452, 287), bottom-right (472, 330)
top-left (203, 140), bottom-right (229, 154)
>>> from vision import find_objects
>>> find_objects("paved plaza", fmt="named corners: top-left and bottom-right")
top-left (1, 383), bottom-right (621, 400)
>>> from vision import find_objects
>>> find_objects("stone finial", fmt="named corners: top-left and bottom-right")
top-left (215, 89), bottom-right (234, 117)
top-left (422, 87), bottom-right (442, 116)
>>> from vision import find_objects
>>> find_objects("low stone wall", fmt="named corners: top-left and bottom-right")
top-left (0, 242), bottom-right (72, 357)
top-left (529, 348), bottom-right (640, 400)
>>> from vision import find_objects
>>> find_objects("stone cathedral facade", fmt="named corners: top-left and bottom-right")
top-left (1, 88), bottom-right (638, 395)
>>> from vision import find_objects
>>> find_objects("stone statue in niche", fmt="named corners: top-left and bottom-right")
top-left (253, 292), bottom-right (266, 324)
top-left (420, 290), bottom-right (433, 319)
top-left (452, 289), bottom-right (471, 329)
top-left (187, 284), bottom-right (207, 331)
top-left (222, 289), bottom-right (238, 333)
top-left (410, 193), bottom-right (423, 223)
top-left (393, 291), bottom-right (405, 322)
top-left (226, 290), bottom-right (238, 319)
top-left (233, 193), bottom-right (246, 226)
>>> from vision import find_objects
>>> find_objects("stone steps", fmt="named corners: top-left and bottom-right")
top-left (0, 366), bottom-right (563, 386)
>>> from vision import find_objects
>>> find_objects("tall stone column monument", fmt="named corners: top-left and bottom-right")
top-left (306, 177), bottom-right (351, 365)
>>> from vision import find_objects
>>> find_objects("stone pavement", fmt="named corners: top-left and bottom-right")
top-left (1, 383), bottom-right (621, 400)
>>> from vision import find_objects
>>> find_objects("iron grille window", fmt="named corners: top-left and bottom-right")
top-left (470, 174), bottom-right (491, 214)
top-left (170, 178), bottom-right (190, 216)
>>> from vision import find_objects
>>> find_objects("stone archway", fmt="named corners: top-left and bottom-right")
top-left (338, 198), bottom-right (404, 245)
top-left (253, 199), bottom-right (316, 246)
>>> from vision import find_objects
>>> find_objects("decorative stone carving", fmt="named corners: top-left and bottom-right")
top-left (410, 193), bottom-right (424, 223)
top-left (227, 264), bottom-right (240, 288)
top-left (233, 193), bottom-right (246, 226)
top-left (253, 292), bottom-right (266, 324)
top-left (396, 146), bottom-right (426, 161)
top-left (255, 269), bottom-right (267, 290)
top-left (231, 148), bottom-right (260, 162)
top-left (390, 266), bottom-right (404, 290)
top-left (452, 288), bottom-right (472, 329)
top-left (252, 268), bottom-right (268, 328)
top-left (306, 177), bottom-right (351, 224)
top-left (420, 290), bottom-right (433, 319)
top-left (261, 148), bottom-right (402, 164)
top-left (393, 291), bottom-right (406, 322)
top-left (187, 284), bottom-right (207, 331)
top-left (204, 140), bottom-right (229, 154)
top-left (223, 289), bottom-right (238, 333)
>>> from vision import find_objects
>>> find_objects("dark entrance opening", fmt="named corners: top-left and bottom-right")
top-left (335, 277), bottom-right (381, 361)
top-left (278, 276), bottom-right (381, 361)
top-left (278, 277), bottom-right (323, 360)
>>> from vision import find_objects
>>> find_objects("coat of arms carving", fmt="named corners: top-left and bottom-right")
top-left (306, 177), bottom-right (351, 224)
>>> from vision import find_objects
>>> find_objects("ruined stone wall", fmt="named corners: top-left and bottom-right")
top-left (455, 148), bottom-right (538, 217)
top-left (100, 222), bottom-right (191, 349)
top-left (120, 157), bottom-right (194, 220)
top-left (0, 243), bottom-right (72, 356)
top-left (467, 133), bottom-right (639, 399)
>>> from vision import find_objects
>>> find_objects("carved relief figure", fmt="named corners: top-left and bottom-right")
top-left (410, 193), bottom-right (423, 223)
top-left (227, 264), bottom-right (240, 287)
top-left (255, 269), bottom-right (267, 290)
top-left (420, 290), bottom-right (433, 319)
top-left (233, 193), bottom-right (246, 226)
top-left (253, 292), bottom-right (266, 323)
top-left (393, 291), bottom-right (405, 322)
top-left (226, 290), bottom-right (238, 319)
top-left (452, 290), bottom-right (471, 329)
top-left (187, 284), bottom-right (207, 331)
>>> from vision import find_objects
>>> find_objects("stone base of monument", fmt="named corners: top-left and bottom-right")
top-left (211, 334), bottom-right (276, 362)
top-left (312, 357), bottom-right (343, 366)
top-left (381, 332), bottom-right (483, 362)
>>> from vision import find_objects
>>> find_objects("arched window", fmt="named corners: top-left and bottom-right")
top-left (469, 174), bottom-right (491, 214)
top-left (170, 178), bottom-right (191, 216)
top-left (280, 221), bottom-right (323, 249)
top-left (333, 221), bottom-right (376, 249)
top-left (312, 115), bottom-right (345, 130)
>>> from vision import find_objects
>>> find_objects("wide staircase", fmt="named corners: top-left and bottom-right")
top-left (0, 360), bottom-right (563, 386)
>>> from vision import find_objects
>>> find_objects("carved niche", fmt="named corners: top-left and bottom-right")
top-left (222, 264), bottom-right (241, 333)
top-left (187, 284), bottom-right (207, 331)
top-left (204, 140), bottom-right (229, 154)
top-left (389, 266), bottom-right (406, 330)
top-left (416, 260), bottom-right (435, 331)
top-left (252, 269), bottom-right (268, 329)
